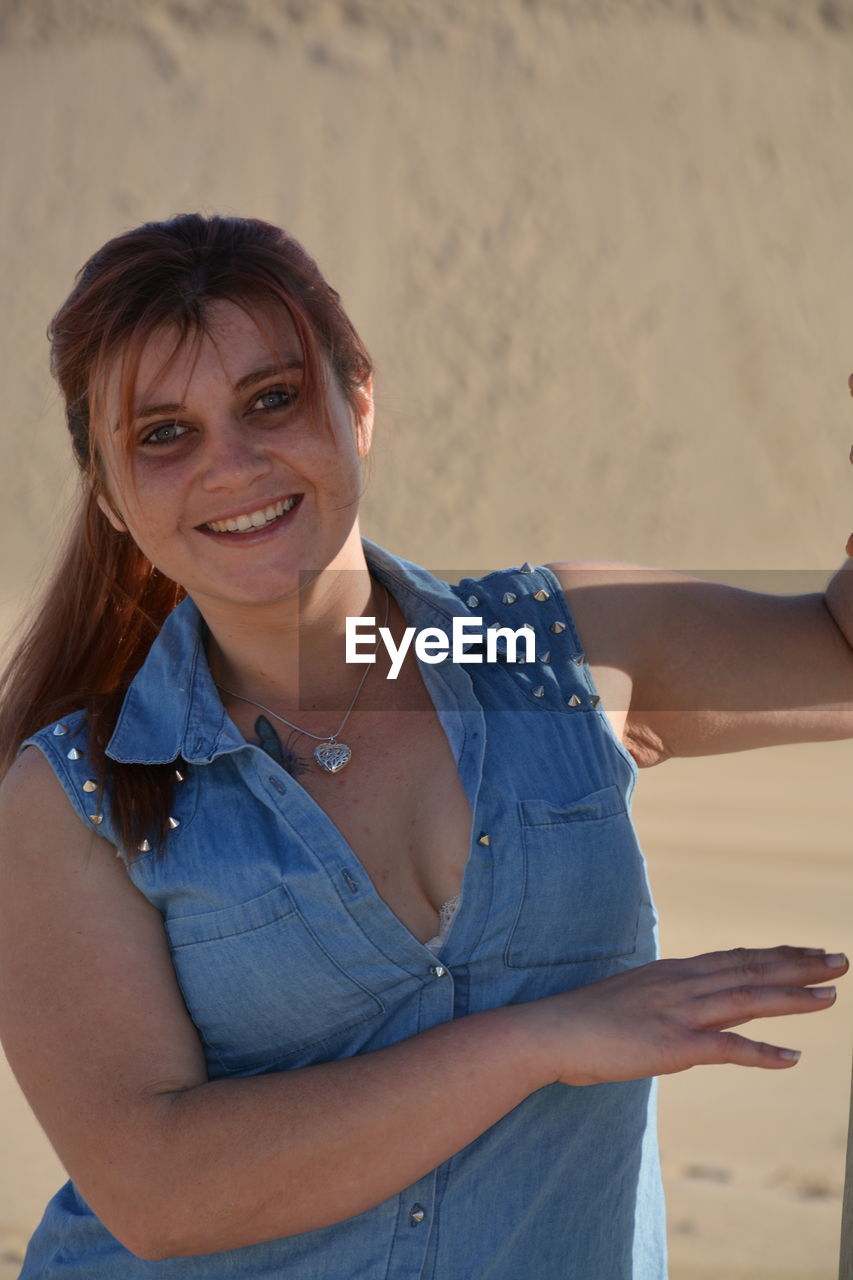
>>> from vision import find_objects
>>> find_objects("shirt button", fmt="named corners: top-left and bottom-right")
top-left (409, 1204), bottom-right (426, 1226)
top-left (429, 965), bottom-right (447, 978)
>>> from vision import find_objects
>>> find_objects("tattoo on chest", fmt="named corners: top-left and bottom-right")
top-left (255, 715), bottom-right (310, 777)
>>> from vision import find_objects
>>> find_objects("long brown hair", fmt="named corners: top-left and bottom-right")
top-left (0, 214), bottom-right (373, 854)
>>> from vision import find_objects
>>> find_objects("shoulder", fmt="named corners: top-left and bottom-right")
top-left (0, 744), bottom-right (71, 815)
top-left (0, 742), bottom-right (147, 960)
top-left (4, 712), bottom-right (119, 848)
top-left (544, 559), bottom-right (702, 661)
top-left (0, 746), bottom-right (121, 903)
top-left (0, 741), bottom-right (97, 838)
top-left (545, 560), bottom-right (706, 767)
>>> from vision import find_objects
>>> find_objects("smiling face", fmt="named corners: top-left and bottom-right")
top-left (94, 298), bottom-right (373, 615)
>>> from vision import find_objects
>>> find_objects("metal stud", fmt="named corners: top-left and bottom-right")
top-left (570, 653), bottom-right (585, 666)
top-left (138, 839), bottom-right (152, 852)
top-left (519, 561), bottom-right (534, 573)
top-left (174, 769), bottom-right (185, 782)
top-left (521, 621), bottom-right (535, 632)
top-left (550, 621), bottom-right (566, 634)
top-left (430, 964), bottom-right (447, 978)
top-left (502, 592), bottom-right (517, 605)
top-left (477, 832), bottom-right (491, 846)
top-left (167, 816), bottom-right (180, 829)
top-left (538, 651), bottom-right (551, 664)
top-left (533, 589), bottom-right (550, 602)
top-left (52, 723), bottom-right (68, 736)
top-left (466, 594), bottom-right (479, 608)
top-left (88, 814), bottom-right (103, 826)
top-left (488, 621), bottom-right (501, 631)
top-left (590, 695), bottom-right (601, 708)
top-left (82, 779), bottom-right (98, 793)
top-left (67, 747), bottom-right (82, 761)
top-left (567, 694), bottom-right (582, 707)
top-left (532, 685), bottom-right (546, 698)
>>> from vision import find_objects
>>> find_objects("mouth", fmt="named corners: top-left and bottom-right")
top-left (199, 495), bottom-right (302, 536)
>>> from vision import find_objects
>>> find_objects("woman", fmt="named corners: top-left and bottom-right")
top-left (0, 213), bottom-right (850, 1278)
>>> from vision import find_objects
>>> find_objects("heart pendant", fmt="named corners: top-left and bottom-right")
top-left (314, 742), bottom-right (352, 774)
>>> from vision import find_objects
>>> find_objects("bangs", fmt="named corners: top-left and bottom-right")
top-left (85, 284), bottom-right (335, 477)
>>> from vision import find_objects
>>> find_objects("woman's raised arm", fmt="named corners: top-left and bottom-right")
top-left (0, 749), bottom-right (845, 1261)
top-left (549, 561), bottom-right (853, 766)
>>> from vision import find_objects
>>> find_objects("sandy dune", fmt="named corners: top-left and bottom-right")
top-left (0, 2), bottom-right (851, 1276)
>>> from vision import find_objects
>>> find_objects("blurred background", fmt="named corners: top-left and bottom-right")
top-left (0, 2), bottom-right (851, 1277)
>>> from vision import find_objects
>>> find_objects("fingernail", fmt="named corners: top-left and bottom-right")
top-left (824, 953), bottom-right (847, 968)
top-left (810, 986), bottom-right (837, 1000)
top-left (778, 1049), bottom-right (801, 1062)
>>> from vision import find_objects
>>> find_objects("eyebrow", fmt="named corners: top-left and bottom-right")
top-left (132, 360), bottom-right (305, 421)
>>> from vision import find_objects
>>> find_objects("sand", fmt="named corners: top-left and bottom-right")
top-left (0, 1), bottom-right (851, 1276)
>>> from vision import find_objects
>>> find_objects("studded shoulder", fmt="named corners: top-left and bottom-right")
top-left (21, 712), bottom-right (122, 853)
top-left (451, 563), bottom-right (602, 713)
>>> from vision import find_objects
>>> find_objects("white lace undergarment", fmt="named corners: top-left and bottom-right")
top-left (424, 892), bottom-right (461, 953)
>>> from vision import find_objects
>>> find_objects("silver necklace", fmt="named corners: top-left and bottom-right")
top-left (216, 584), bottom-right (390, 775)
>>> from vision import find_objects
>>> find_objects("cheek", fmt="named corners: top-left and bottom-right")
top-left (320, 431), bottom-right (363, 487)
top-left (116, 468), bottom-right (189, 550)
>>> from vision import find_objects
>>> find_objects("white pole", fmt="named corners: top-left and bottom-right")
top-left (841, 1057), bottom-right (853, 1280)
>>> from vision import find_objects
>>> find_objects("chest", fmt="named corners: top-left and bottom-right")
top-left (224, 673), bottom-right (474, 945)
top-left (297, 708), bottom-right (473, 942)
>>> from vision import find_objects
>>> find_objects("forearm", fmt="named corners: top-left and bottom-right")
top-left (825, 554), bottom-right (853, 650)
top-left (111, 1004), bottom-right (547, 1260)
top-left (48, 943), bottom-right (847, 1260)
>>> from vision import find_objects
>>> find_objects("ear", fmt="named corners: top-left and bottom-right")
top-left (96, 491), bottom-right (128, 534)
top-left (353, 376), bottom-right (374, 459)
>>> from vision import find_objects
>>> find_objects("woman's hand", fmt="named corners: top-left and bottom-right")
top-left (518, 945), bottom-right (848, 1088)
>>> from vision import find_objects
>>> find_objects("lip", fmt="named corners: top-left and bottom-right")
top-left (196, 493), bottom-right (301, 529)
top-left (196, 493), bottom-right (304, 541)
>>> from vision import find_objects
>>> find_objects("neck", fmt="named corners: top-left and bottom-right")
top-left (200, 539), bottom-right (381, 714)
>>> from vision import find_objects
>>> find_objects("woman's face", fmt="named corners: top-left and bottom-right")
top-left (96, 299), bottom-right (373, 613)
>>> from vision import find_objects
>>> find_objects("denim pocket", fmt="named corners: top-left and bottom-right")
top-left (505, 785), bottom-right (647, 968)
top-left (165, 882), bottom-right (384, 1072)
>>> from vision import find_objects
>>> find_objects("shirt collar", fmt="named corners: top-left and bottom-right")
top-left (106, 540), bottom-right (484, 766)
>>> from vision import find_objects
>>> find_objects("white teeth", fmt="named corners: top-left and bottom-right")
top-left (205, 497), bottom-right (297, 534)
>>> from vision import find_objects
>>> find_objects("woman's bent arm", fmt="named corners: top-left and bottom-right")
top-left (0, 750), bottom-right (845, 1260)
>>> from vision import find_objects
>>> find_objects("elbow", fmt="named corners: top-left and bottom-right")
top-left (98, 1190), bottom-right (273, 1261)
top-left (79, 1163), bottom-right (199, 1262)
top-left (122, 1238), bottom-right (171, 1265)
top-left (99, 1184), bottom-right (223, 1262)
top-left (106, 1215), bottom-right (203, 1263)
top-left (128, 1241), bottom-right (190, 1266)
top-left (94, 1200), bottom-right (182, 1263)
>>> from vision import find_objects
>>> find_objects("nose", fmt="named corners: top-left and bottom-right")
top-left (199, 418), bottom-right (272, 492)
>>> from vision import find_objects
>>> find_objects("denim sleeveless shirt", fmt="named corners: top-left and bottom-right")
top-left (19, 541), bottom-right (664, 1278)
